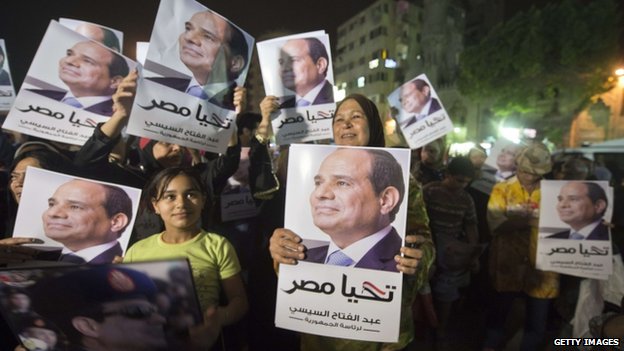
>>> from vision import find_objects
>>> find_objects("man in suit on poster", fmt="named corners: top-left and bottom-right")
top-left (278, 38), bottom-right (334, 108)
top-left (399, 78), bottom-right (441, 128)
top-left (42, 179), bottom-right (133, 264)
top-left (547, 181), bottom-right (609, 241)
top-left (27, 40), bottom-right (129, 116)
top-left (303, 148), bottom-right (405, 272)
top-left (148, 10), bottom-right (248, 110)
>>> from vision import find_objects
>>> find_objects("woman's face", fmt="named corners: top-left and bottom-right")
top-left (516, 168), bottom-right (541, 188)
top-left (10, 157), bottom-right (42, 203)
top-left (332, 99), bottom-right (370, 147)
top-left (152, 142), bottom-right (184, 168)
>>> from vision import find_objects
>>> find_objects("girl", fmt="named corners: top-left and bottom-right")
top-left (123, 167), bottom-right (248, 348)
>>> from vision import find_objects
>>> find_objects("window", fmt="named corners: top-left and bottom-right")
top-left (357, 76), bottom-right (365, 88)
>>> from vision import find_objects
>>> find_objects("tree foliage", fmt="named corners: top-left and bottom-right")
top-left (458, 0), bottom-right (622, 119)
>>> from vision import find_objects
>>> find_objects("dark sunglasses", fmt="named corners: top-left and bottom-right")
top-left (103, 304), bottom-right (160, 319)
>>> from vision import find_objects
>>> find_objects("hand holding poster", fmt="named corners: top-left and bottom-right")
top-left (387, 74), bottom-right (453, 149)
top-left (127, 0), bottom-right (254, 153)
top-left (257, 32), bottom-right (336, 144)
top-left (536, 180), bottom-right (614, 279)
top-left (2, 21), bottom-right (137, 145)
top-left (275, 144), bottom-right (410, 342)
top-left (0, 39), bottom-right (16, 111)
top-left (12, 167), bottom-right (141, 265)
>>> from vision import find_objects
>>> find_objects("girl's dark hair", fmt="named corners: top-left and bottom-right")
top-left (334, 93), bottom-right (385, 147)
top-left (145, 167), bottom-right (206, 212)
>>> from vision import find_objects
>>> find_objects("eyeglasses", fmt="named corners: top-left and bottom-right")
top-left (103, 304), bottom-right (160, 319)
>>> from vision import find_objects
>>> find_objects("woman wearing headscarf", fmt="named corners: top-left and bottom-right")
top-left (265, 93), bottom-right (434, 351)
top-left (483, 142), bottom-right (558, 351)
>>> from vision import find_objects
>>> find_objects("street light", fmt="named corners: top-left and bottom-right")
top-left (616, 67), bottom-right (624, 87)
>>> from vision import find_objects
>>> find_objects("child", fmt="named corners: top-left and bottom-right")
top-left (123, 167), bottom-right (248, 348)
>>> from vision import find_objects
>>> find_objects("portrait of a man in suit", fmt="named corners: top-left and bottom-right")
top-left (303, 148), bottom-right (405, 272)
top-left (278, 38), bottom-right (334, 108)
top-left (27, 40), bottom-right (129, 116)
top-left (148, 10), bottom-right (248, 110)
top-left (42, 179), bottom-right (133, 264)
top-left (547, 181), bottom-right (609, 241)
top-left (399, 78), bottom-right (441, 128)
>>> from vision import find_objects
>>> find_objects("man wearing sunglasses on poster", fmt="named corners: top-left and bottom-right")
top-left (25, 266), bottom-right (168, 351)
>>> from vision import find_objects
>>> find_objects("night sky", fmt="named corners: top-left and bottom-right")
top-left (0, 0), bottom-right (378, 89)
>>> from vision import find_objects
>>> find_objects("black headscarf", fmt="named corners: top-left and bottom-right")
top-left (334, 94), bottom-right (385, 147)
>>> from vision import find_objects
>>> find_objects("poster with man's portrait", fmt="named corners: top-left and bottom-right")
top-left (59, 18), bottom-right (124, 52)
top-left (0, 39), bottom-right (16, 111)
top-left (275, 144), bottom-right (410, 342)
top-left (12, 167), bottom-right (141, 265)
top-left (2, 21), bottom-right (137, 145)
top-left (0, 260), bottom-right (202, 351)
top-left (127, 0), bottom-right (253, 153)
top-left (388, 74), bottom-right (453, 149)
top-left (257, 31), bottom-right (336, 145)
top-left (484, 138), bottom-right (524, 182)
top-left (536, 180), bottom-right (613, 279)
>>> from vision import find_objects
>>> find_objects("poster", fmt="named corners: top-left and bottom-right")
top-left (127, 0), bottom-right (254, 153)
top-left (0, 39), bottom-right (16, 112)
top-left (2, 21), bottom-right (137, 145)
top-left (387, 74), bottom-right (453, 149)
top-left (536, 180), bottom-right (614, 279)
top-left (0, 260), bottom-right (202, 351)
top-left (257, 31), bottom-right (336, 144)
top-left (59, 18), bottom-right (124, 52)
top-left (275, 144), bottom-right (410, 342)
top-left (12, 167), bottom-right (141, 265)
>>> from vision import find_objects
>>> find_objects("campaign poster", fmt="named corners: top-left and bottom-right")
top-left (127, 0), bottom-right (254, 153)
top-left (59, 18), bottom-right (124, 52)
top-left (2, 21), bottom-right (137, 145)
top-left (536, 180), bottom-right (614, 279)
top-left (388, 74), bottom-right (453, 149)
top-left (0, 39), bottom-right (16, 111)
top-left (257, 31), bottom-right (336, 145)
top-left (0, 260), bottom-right (202, 351)
top-left (12, 167), bottom-right (141, 265)
top-left (484, 138), bottom-right (524, 182)
top-left (275, 144), bottom-right (410, 342)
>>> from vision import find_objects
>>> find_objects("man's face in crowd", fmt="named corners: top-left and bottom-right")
top-left (557, 182), bottom-right (605, 230)
top-left (421, 142), bottom-right (442, 166)
top-left (469, 150), bottom-right (486, 169)
top-left (93, 299), bottom-right (167, 350)
top-left (59, 41), bottom-right (116, 97)
top-left (179, 11), bottom-right (230, 85)
top-left (310, 150), bottom-right (385, 247)
top-left (43, 180), bottom-right (116, 251)
top-left (496, 145), bottom-right (518, 172)
top-left (279, 39), bottom-right (325, 96)
top-left (400, 82), bottom-right (428, 114)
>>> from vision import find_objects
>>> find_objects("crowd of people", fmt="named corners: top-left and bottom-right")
top-left (0, 37), bottom-right (623, 351)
